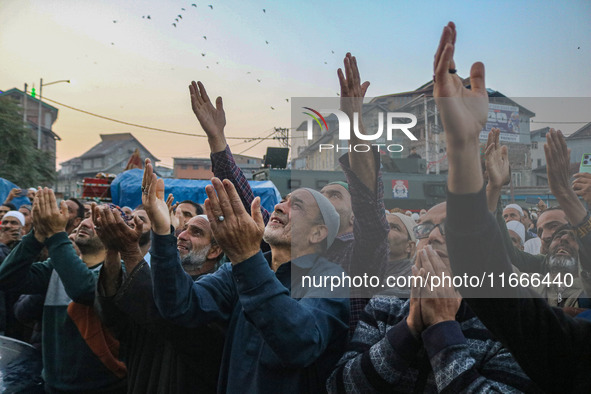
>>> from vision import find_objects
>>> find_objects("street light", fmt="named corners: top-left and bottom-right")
top-left (37, 78), bottom-right (70, 149)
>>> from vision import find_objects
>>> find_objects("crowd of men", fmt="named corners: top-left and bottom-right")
top-left (0, 21), bottom-right (590, 393)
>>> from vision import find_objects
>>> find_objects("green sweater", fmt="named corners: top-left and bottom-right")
top-left (0, 232), bottom-right (126, 392)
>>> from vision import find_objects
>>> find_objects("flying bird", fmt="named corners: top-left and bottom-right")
top-left (271, 106), bottom-right (275, 110)
top-left (178, 14), bottom-right (182, 19)
top-left (181, 8), bottom-right (186, 11)
top-left (331, 50), bottom-right (334, 54)
top-left (336, 92), bottom-right (340, 96)
top-left (265, 41), bottom-right (269, 44)
top-left (206, 66), bottom-right (210, 69)
top-left (203, 35), bottom-right (207, 40)
top-left (172, 23), bottom-right (177, 27)
top-left (257, 79), bottom-right (261, 82)
top-left (111, 42), bottom-right (114, 45)
top-left (208, 5), bottom-right (213, 9)
top-left (113, 20), bottom-right (117, 23)
top-left (192, 3), bottom-right (197, 7)
top-left (285, 99), bottom-right (289, 102)
top-left (246, 72), bottom-right (251, 74)
top-left (201, 53), bottom-right (206, 56)
top-left (175, 18), bottom-right (179, 22)
top-left (147, 15), bottom-right (151, 19)
top-left (263, 9), bottom-right (266, 13)
top-left (324, 61), bottom-right (327, 64)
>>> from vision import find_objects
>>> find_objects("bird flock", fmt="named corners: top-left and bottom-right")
top-left (111, 2), bottom-right (340, 111)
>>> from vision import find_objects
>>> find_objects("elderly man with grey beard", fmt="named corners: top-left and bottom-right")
top-left (95, 205), bottom-right (225, 393)
top-left (177, 215), bottom-right (223, 278)
top-left (485, 127), bottom-right (591, 309)
top-left (531, 224), bottom-right (590, 309)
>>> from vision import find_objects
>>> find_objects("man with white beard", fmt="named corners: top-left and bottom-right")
top-left (178, 215), bottom-right (222, 279)
top-left (532, 225), bottom-right (589, 308)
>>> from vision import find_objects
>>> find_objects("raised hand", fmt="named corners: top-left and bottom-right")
top-left (544, 128), bottom-right (587, 225)
top-left (417, 245), bottom-right (461, 328)
top-left (204, 178), bottom-right (265, 264)
top-left (337, 53), bottom-right (370, 117)
top-left (433, 22), bottom-right (488, 144)
top-left (92, 204), bottom-right (143, 258)
top-left (0, 225), bottom-right (20, 245)
top-left (485, 128), bottom-right (510, 188)
top-left (142, 159), bottom-right (171, 235)
top-left (165, 194), bottom-right (181, 230)
top-left (406, 264), bottom-right (424, 338)
top-left (433, 22), bottom-right (488, 194)
top-left (544, 129), bottom-right (572, 197)
top-left (189, 81), bottom-right (227, 152)
top-left (4, 188), bottom-right (21, 203)
top-left (572, 172), bottom-right (591, 204)
top-left (537, 198), bottom-right (547, 212)
top-left (32, 188), bottom-right (68, 240)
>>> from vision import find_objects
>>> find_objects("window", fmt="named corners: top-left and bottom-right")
top-left (83, 159), bottom-right (92, 169)
top-left (288, 179), bottom-right (301, 189)
top-left (316, 180), bottom-right (329, 189)
top-left (531, 141), bottom-right (538, 149)
top-left (512, 172), bottom-right (522, 187)
top-left (537, 159), bottom-right (542, 167)
top-left (193, 164), bottom-right (199, 170)
top-left (93, 158), bottom-right (102, 168)
top-left (181, 164), bottom-right (187, 170)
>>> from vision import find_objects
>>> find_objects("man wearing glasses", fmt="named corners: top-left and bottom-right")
top-left (328, 202), bottom-right (537, 392)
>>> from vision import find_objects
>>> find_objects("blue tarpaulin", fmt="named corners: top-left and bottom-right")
top-left (110, 169), bottom-right (281, 213)
top-left (0, 178), bottom-right (31, 209)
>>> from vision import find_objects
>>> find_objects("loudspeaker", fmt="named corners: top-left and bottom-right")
top-left (263, 147), bottom-right (289, 169)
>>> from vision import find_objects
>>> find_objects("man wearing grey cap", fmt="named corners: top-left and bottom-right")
top-left (190, 53), bottom-right (389, 337)
top-left (142, 155), bottom-right (349, 392)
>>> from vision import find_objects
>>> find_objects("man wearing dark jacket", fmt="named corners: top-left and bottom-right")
top-left (0, 189), bottom-right (126, 393)
top-left (95, 208), bottom-right (225, 393)
top-left (435, 21), bottom-right (591, 393)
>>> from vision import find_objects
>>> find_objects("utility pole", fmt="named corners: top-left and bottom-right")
top-left (273, 127), bottom-right (290, 148)
top-left (23, 83), bottom-right (28, 123)
top-left (38, 78), bottom-right (43, 149)
top-left (424, 96), bottom-right (429, 174)
top-left (434, 103), bottom-right (439, 174)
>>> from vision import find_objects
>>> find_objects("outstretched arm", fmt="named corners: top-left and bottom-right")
top-left (433, 22), bottom-right (488, 195)
top-left (438, 21), bottom-right (591, 393)
top-left (338, 53), bottom-right (374, 192)
top-left (190, 81), bottom-right (270, 223)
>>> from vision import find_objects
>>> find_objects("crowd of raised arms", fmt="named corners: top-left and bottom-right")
top-left (1, 22), bottom-right (591, 393)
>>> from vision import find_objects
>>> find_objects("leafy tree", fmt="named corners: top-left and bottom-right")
top-left (0, 96), bottom-right (55, 187)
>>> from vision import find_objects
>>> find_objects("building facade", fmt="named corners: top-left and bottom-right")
top-left (57, 133), bottom-right (158, 198)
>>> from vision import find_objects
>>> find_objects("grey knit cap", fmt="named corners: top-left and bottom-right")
top-left (301, 188), bottom-right (340, 249)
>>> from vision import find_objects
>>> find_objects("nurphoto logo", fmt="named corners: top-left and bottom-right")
top-left (302, 107), bottom-right (418, 152)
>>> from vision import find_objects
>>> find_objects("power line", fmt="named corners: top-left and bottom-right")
top-left (41, 95), bottom-right (280, 140)
top-left (238, 130), bottom-right (277, 155)
top-left (531, 120), bottom-right (590, 124)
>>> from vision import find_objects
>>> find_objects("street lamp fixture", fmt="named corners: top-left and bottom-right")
top-left (37, 78), bottom-right (70, 149)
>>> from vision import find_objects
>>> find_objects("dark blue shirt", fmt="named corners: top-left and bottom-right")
top-left (150, 231), bottom-right (350, 393)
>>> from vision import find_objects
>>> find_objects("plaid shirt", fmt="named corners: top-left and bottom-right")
top-left (327, 297), bottom-right (539, 393)
top-left (211, 146), bottom-right (389, 335)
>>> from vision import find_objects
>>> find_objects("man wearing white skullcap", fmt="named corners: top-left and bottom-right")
top-left (0, 211), bottom-right (24, 262)
top-left (506, 220), bottom-right (525, 250)
top-left (503, 203), bottom-right (523, 223)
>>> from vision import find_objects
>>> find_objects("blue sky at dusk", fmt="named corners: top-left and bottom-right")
top-left (1, 0), bottom-right (589, 167)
